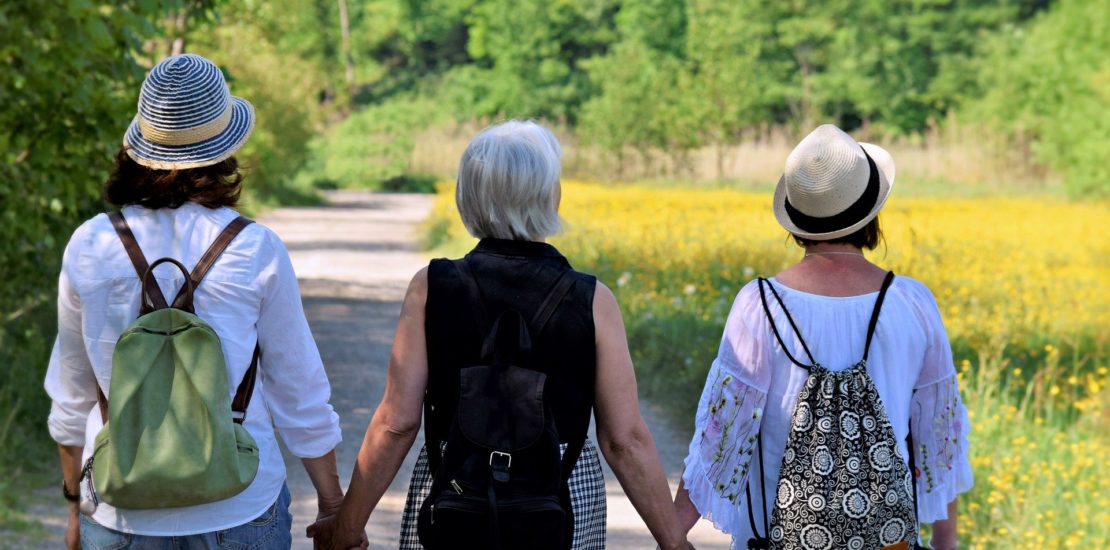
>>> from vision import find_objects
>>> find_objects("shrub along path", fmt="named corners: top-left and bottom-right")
top-left (21, 191), bottom-right (729, 548)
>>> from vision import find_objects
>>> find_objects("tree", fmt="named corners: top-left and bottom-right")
top-left (967, 0), bottom-right (1110, 196)
top-left (0, 0), bottom-right (209, 475)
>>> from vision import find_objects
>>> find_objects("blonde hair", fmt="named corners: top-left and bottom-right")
top-left (455, 120), bottom-right (563, 241)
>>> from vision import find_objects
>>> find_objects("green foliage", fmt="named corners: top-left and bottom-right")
top-left (449, 0), bottom-right (617, 121)
top-left (967, 0), bottom-right (1110, 196)
top-left (0, 0), bottom-right (197, 480)
top-left (295, 96), bottom-right (447, 191)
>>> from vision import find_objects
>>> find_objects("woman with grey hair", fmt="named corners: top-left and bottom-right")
top-left (309, 120), bottom-right (693, 549)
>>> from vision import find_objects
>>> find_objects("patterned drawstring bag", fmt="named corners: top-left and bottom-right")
top-left (747, 273), bottom-right (924, 550)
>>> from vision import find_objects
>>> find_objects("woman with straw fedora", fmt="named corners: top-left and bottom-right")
top-left (673, 125), bottom-right (973, 550)
top-left (44, 54), bottom-right (350, 549)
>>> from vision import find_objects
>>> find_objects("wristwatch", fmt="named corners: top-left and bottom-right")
top-left (62, 480), bottom-right (80, 502)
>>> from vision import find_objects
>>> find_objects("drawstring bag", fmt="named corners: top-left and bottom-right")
top-left (746, 273), bottom-right (924, 550)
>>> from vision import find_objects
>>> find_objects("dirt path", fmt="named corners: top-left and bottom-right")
top-left (14, 191), bottom-right (730, 549)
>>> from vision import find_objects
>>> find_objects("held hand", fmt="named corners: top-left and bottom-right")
top-left (306, 515), bottom-right (368, 550)
top-left (317, 492), bottom-right (344, 520)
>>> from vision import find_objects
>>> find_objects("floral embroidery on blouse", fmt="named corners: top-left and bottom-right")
top-left (697, 360), bottom-right (767, 504)
top-left (911, 374), bottom-right (971, 499)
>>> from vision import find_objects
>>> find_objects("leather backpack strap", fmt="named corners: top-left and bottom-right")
top-left (171, 216), bottom-right (253, 309)
top-left (95, 385), bottom-right (108, 425)
top-left (109, 211), bottom-right (168, 311)
top-left (231, 345), bottom-right (260, 424)
top-left (181, 215), bottom-right (258, 423)
top-left (99, 211), bottom-right (162, 423)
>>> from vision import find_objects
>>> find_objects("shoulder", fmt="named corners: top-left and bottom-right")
top-left (69, 212), bottom-right (112, 249)
top-left (409, 265), bottom-right (429, 293)
top-left (571, 269), bottom-right (597, 300)
top-left (727, 278), bottom-right (769, 317)
top-left (61, 212), bottom-right (115, 272)
top-left (592, 278), bottom-right (615, 306)
top-left (889, 275), bottom-right (941, 309)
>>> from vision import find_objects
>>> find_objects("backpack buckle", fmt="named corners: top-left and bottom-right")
top-left (231, 410), bottom-right (246, 424)
top-left (489, 451), bottom-right (512, 482)
top-left (489, 451), bottom-right (512, 469)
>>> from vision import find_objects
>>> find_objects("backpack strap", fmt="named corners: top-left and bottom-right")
top-left (907, 392), bottom-right (922, 547)
top-left (744, 431), bottom-right (770, 549)
top-left (188, 215), bottom-right (258, 424)
top-left (757, 277), bottom-right (818, 369)
top-left (170, 216), bottom-right (253, 308)
top-left (232, 345), bottom-right (260, 424)
top-left (109, 212), bottom-right (168, 313)
top-left (454, 258), bottom-right (491, 334)
top-left (862, 271), bottom-right (896, 363)
top-left (531, 270), bottom-right (576, 335)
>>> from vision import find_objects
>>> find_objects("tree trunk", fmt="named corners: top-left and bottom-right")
top-left (169, 10), bottom-right (187, 56)
top-left (338, 0), bottom-right (355, 91)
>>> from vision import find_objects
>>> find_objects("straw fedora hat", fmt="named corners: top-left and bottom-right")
top-left (772, 124), bottom-right (896, 241)
top-left (123, 54), bottom-right (255, 170)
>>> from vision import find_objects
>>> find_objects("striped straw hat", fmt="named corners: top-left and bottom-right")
top-left (124, 54), bottom-right (255, 170)
top-left (772, 124), bottom-right (896, 241)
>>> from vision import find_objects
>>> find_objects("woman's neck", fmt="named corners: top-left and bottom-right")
top-left (774, 244), bottom-right (886, 297)
top-left (802, 243), bottom-right (865, 257)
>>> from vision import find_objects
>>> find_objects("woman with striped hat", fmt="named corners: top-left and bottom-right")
top-left (45, 54), bottom-right (352, 549)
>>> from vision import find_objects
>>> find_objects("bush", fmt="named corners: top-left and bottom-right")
top-left (295, 96), bottom-right (448, 191)
top-left (0, 1), bottom-right (193, 491)
top-left (966, 0), bottom-right (1110, 197)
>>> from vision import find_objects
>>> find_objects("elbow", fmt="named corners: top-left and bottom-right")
top-left (598, 422), bottom-right (652, 463)
top-left (378, 412), bottom-right (421, 441)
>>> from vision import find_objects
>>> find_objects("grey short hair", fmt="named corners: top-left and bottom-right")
top-left (456, 120), bottom-right (563, 241)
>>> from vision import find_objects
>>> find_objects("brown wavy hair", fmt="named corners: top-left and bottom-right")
top-left (104, 148), bottom-right (243, 209)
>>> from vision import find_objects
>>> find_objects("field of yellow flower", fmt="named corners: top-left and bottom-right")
top-left (424, 181), bottom-right (1109, 548)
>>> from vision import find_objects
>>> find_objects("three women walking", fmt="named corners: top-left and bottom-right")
top-left (45, 54), bottom-right (971, 549)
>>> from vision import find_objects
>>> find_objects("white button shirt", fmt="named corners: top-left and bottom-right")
top-left (44, 203), bottom-right (342, 536)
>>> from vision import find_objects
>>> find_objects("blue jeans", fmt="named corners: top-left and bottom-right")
top-left (80, 484), bottom-right (293, 550)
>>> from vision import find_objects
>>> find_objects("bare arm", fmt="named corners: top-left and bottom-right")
top-left (320, 268), bottom-right (429, 547)
top-left (592, 282), bottom-right (690, 550)
top-left (58, 444), bottom-right (83, 550)
top-left (930, 498), bottom-right (958, 550)
top-left (300, 450), bottom-right (344, 517)
top-left (671, 478), bottom-right (702, 535)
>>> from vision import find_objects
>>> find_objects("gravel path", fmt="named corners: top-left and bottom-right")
top-left (11, 191), bottom-right (730, 549)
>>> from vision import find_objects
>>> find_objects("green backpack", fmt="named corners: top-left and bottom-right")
top-left (80, 212), bottom-right (261, 512)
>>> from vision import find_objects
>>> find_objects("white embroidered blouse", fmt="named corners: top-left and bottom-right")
top-left (683, 276), bottom-right (973, 547)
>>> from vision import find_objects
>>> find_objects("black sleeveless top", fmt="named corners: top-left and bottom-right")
top-left (424, 238), bottom-right (598, 449)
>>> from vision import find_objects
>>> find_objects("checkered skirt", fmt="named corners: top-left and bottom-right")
top-left (399, 438), bottom-right (607, 549)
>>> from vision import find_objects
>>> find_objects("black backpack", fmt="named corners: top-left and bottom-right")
top-left (417, 259), bottom-right (583, 550)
